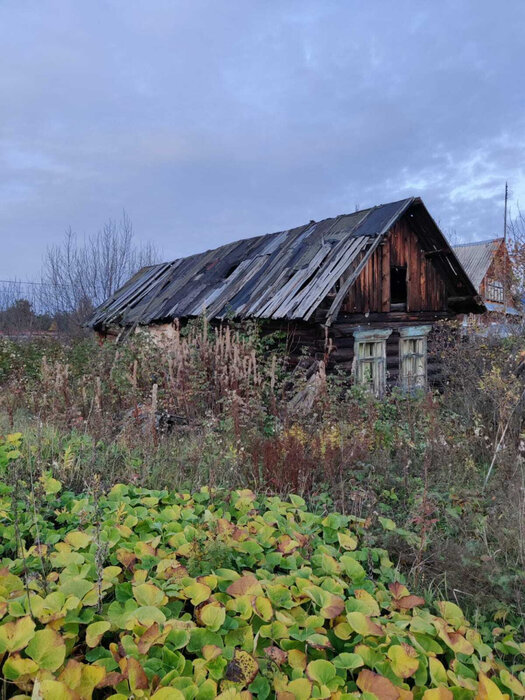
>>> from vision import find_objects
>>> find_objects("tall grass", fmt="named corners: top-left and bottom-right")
top-left (0, 321), bottom-right (524, 625)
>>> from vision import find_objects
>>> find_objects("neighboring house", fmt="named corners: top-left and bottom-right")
top-left (452, 238), bottom-right (521, 318)
top-left (88, 197), bottom-right (484, 393)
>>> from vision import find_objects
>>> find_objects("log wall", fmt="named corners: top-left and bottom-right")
top-left (264, 316), bottom-right (446, 387)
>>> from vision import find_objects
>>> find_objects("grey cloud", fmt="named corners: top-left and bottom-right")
top-left (1, 0), bottom-right (524, 278)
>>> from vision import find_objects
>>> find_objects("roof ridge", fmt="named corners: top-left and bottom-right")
top-left (152, 198), bottom-right (413, 266)
top-left (453, 237), bottom-right (504, 248)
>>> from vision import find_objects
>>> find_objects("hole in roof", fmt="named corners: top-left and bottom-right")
top-left (225, 263), bottom-right (240, 278)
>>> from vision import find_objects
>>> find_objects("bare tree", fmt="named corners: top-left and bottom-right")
top-left (0, 280), bottom-right (53, 334)
top-left (40, 211), bottom-right (160, 327)
top-left (507, 207), bottom-right (525, 309)
top-left (0, 279), bottom-right (24, 313)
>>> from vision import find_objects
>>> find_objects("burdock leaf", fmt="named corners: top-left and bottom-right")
top-left (26, 628), bottom-right (66, 671)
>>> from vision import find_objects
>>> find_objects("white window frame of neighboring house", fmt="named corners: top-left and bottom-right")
top-left (485, 278), bottom-right (504, 303)
top-left (353, 329), bottom-right (392, 395)
top-left (399, 325), bottom-right (432, 391)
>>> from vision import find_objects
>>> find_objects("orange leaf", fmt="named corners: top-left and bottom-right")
top-left (357, 669), bottom-right (400, 700)
top-left (389, 582), bottom-right (409, 599)
top-left (97, 671), bottom-right (126, 688)
top-left (397, 595), bottom-right (425, 610)
top-left (226, 574), bottom-right (263, 597)
top-left (122, 657), bottom-right (148, 692)
top-left (137, 623), bottom-right (169, 654)
top-left (264, 646), bottom-right (287, 667)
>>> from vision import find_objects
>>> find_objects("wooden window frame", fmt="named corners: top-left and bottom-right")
top-left (399, 325), bottom-right (431, 391)
top-left (485, 278), bottom-right (504, 303)
top-left (353, 329), bottom-right (392, 395)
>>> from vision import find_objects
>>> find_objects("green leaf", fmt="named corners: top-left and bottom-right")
top-left (340, 554), bottom-right (366, 582)
top-left (306, 659), bottom-right (337, 685)
top-left (26, 628), bottom-right (66, 671)
top-left (333, 653), bottom-right (364, 670)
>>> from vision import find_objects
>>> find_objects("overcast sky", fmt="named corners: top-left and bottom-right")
top-left (1, 1), bottom-right (525, 280)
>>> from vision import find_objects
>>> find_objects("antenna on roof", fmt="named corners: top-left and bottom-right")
top-left (503, 181), bottom-right (508, 242)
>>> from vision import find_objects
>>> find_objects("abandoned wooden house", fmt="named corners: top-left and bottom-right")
top-left (452, 238), bottom-right (521, 319)
top-left (88, 197), bottom-right (485, 393)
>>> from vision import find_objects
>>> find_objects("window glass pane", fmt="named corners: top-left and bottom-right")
top-left (355, 336), bottom-right (388, 394)
top-left (400, 335), bottom-right (427, 390)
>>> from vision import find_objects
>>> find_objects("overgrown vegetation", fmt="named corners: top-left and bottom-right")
top-left (0, 447), bottom-right (524, 698)
top-left (0, 320), bottom-right (524, 646)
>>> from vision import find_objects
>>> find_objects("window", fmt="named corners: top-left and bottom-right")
top-left (399, 326), bottom-right (431, 391)
top-left (390, 266), bottom-right (407, 310)
top-left (353, 329), bottom-right (392, 395)
top-left (486, 278), bottom-right (504, 303)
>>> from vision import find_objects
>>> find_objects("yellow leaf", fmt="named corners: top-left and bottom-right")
top-left (2, 654), bottom-right (39, 681)
top-left (286, 678), bottom-right (313, 698)
top-left (433, 618), bottom-right (474, 655)
top-left (347, 611), bottom-right (384, 637)
top-left (151, 689), bottom-right (185, 700)
top-left (125, 656), bottom-right (148, 692)
top-left (288, 649), bottom-right (307, 670)
top-left (202, 645), bottom-right (222, 660)
top-left (183, 582), bottom-right (211, 606)
top-left (333, 622), bottom-right (352, 640)
top-left (86, 621), bottom-right (111, 647)
top-left (59, 659), bottom-right (106, 699)
top-left (387, 644), bottom-right (419, 679)
top-left (337, 531), bottom-right (358, 550)
top-left (436, 601), bottom-right (465, 628)
top-left (422, 691), bottom-right (453, 700)
top-left (499, 670), bottom-right (525, 697)
top-left (476, 673), bottom-right (508, 700)
top-left (0, 616), bottom-right (36, 653)
top-left (354, 589), bottom-right (381, 616)
top-left (133, 583), bottom-right (167, 607)
top-left (429, 657), bottom-right (448, 686)
top-left (32, 679), bottom-right (75, 700)
top-left (198, 601), bottom-right (226, 632)
top-left (254, 596), bottom-right (273, 621)
top-left (26, 628), bottom-right (66, 672)
top-left (64, 531), bottom-right (92, 550)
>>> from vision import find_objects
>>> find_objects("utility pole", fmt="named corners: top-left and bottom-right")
top-left (503, 182), bottom-right (509, 316)
top-left (504, 181), bottom-right (508, 242)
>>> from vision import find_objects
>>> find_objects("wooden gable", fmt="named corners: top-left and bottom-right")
top-left (341, 217), bottom-right (447, 315)
top-left (479, 240), bottom-right (509, 302)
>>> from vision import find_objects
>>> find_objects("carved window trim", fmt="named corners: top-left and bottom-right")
top-left (353, 329), bottom-right (392, 395)
top-left (399, 325), bottom-right (431, 391)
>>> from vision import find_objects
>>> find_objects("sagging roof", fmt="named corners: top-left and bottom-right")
top-left (88, 196), bottom-right (482, 330)
top-left (452, 238), bottom-right (504, 291)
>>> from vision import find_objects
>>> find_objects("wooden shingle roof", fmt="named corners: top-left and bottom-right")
top-left (88, 197), bottom-right (482, 330)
